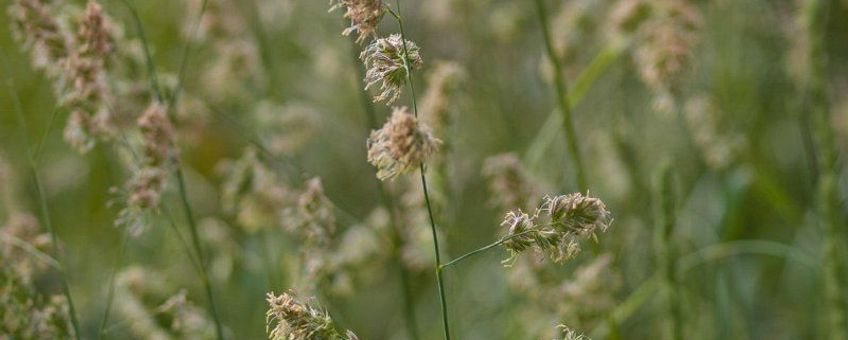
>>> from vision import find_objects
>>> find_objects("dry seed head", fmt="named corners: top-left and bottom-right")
top-left (543, 193), bottom-right (612, 236)
top-left (360, 34), bottom-right (423, 104)
top-left (633, 0), bottom-right (702, 114)
top-left (330, 0), bottom-right (386, 43)
top-left (265, 291), bottom-right (357, 340)
top-left (367, 107), bottom-right (441, 181)
top-left (8, 0), bottom-right (73, 77)
top-left (554, 325), bottom-right (590, 340)
top-left (500, 193), bottom-right (612, 264)
top-left (138, 102), bottom-right (177, 167)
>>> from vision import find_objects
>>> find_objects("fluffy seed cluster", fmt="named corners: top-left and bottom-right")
top-left (116, 103), bottom-right (177, 235)
top-left (265, 291), bottom-right (358, 340)
top-left (330, 0), bottom-right (386, 43)
top-left (501, 193), bottom-right (612, 264)
top-left (114, 266), bottom-right (215, 339)
top-left (10, 0), bottom-right (118, 153)
top-left (367, 107), bottom-right (441, 181)
top-left (361, 34), bottom-right (423, 104)
top-left (63, 1), bottom-right (116, 152)
top-left (633, 0), bottom-right (702, 113)
top-left (8, 0), bottom-right (73, 78)
top-left (1, 213), bottom-right (73, 338)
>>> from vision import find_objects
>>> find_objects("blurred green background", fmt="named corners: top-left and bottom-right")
top-left (1, 0), bottom-right (848, 339)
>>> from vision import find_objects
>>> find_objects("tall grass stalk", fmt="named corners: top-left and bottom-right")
top-left (6, 77), bottom-right (82, 339)
top-left (96, 231), bottom-right (129, 340)
top-left (532, 0), bottom-right (588, 192)
top-left (118, 1), bottom-right (226, 338)
top-left (803, 0), bottom-right (847, 338)
top-left (654, 164), bottom-right (683, 340)
top-left (348, 30), bottom-right (420, 340)
top-left (388, 2), bottom-right (451, 338)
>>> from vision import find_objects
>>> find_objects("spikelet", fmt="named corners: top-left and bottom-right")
top-left (360, 34), bottom-right (423, 104)
top-left (265, 291), bottom-right (358, 340)
top-left (553, 325), bottom-right (590, 340)
top-left (501, 193), bottom-right (612, 264)
top-left (367, 107), bottom-right (441, 181)
top-left (115, 103), bottom-right (177, 235)
top-left (330, 0), bottom-right (386, 43)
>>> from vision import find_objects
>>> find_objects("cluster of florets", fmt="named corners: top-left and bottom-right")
top-left (360, 34), bottom-right (423, 104)
top-left (367, 107), bottom-right (440, 181)
top-left (266, 291), bottom-right (359, 340)
top-left (501, 193), bottom-right (612, 264)
top-left (330, 0), bottom-right (386, 43)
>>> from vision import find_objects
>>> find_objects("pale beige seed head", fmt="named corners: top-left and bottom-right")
top-left (367, 107), bottom-right (441, 181)
top-left (330, 0), bottom-right (386, 43)
top-left (360, 34), bottom-right (423, 104)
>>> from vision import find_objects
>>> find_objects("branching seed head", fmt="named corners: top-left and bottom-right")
top-left (360, 34), bottom-right (423, 104)
top-left (367, 107), bottom-right (440, 181)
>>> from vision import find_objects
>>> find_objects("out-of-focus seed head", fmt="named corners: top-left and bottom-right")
top-left (420, 61), bottom-right (466, 133)
top-left (330, 0), bottom-right (386, 43)
top-left (265, 291), bottom-right (357, 340)
top-left (634, 0), bottom-right (702, 114)
top-left (482, 153), bottom-right (538, 212)
top-left (367, 107), bottom-right (441, 181)
top-left (137, 102), bottom-right (177, 167)
top-left (610, 0), bottom-right (653, 37)
top-left (8, 0), bottom-right (73, 77)
top-left (360, 34), bottom-right (423, 104)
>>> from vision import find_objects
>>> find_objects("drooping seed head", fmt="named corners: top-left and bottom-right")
top-left (360, 34), bottom-right (423, 104)
top-left (330, 0), bottom-right (386, 43)
top-left (367, 107), bottom-right (441, 181)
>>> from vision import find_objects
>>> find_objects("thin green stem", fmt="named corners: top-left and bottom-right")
top-left (654, 164), bottom-right (683, 340)
top-left (118, 1), bottom-right (225, 337)
top-left (6, 78), bottom-right (82, 340)
top-left (97, 231), bottom-right (130, 340)
top-left (532, 0), bottom-right (587, 192)
top-left (176, 169), bottom-right (226, 340)
top-left (392, 1), bottom-right (451, 338)
top-left (440, 230), bottom-right (534, 269)
top-left (349, 27), bottom-right (420, 339)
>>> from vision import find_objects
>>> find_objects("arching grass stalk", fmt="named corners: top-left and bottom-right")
top-left (532, 0), bottom-right (587, 192)
top-left (117, 1), bottom-right (225, 338)
top-left (803, 0), bottom-right (847, 338)
top-left (6, 78), bottom-right (82, 339)
top-left (654, 164), bottom-right (683, 340)
top-left (387, 2), bottom-right (451, 338)
top-left (439, 230), bottom-right (534, 269)
top-left (347, 27), bottom-right (421, 340)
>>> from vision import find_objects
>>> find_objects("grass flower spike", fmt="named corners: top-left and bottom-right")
top-left (501, 193), bottom-right (612, 264)
top-left (367, 106), bottom-right (441, 181)
top-left (266, 291), bottom-right (358, 340)
top-left (330, 0), bottom-right (386, 43)
top-left (360, 34), bottom-right (423, 104)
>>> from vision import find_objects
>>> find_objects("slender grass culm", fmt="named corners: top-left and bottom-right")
top-left (532, 0), bottom-right (588, 192)
top-left (117, 1), bottom-right (226, 338)
top-left (801, 0), bottom-right (848, 338)
top-left (347, 28), bottom-right (421, 340)
top-left (5, 70), bottom-right (81, 339)
top-left (654, 163), bottom-right (683, 340)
